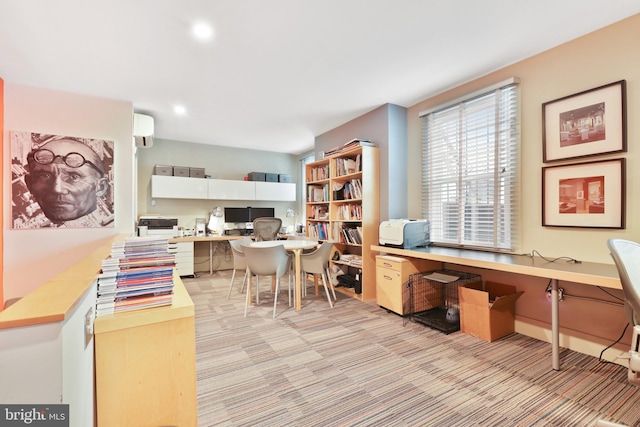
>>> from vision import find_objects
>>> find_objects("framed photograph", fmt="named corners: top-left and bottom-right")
top-left (542, 80), bottom-right (626, 162)
top-left (542, 158), bottom-right (625, 229)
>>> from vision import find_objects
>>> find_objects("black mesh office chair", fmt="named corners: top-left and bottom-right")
top-left (252, 217), bottom-right (281, 241)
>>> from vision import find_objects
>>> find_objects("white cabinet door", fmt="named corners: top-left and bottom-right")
top-left (208, 179), bottom-right (256, 200)
top-left (151, 175), bottom-right (208, 199)
top-left (255, 182), bottom-right (296, 201)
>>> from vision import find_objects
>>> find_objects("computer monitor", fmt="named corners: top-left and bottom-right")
top-left (224, 207), bottom-right (250, 223)
top-left (250, 207), bottom-right (275, 221)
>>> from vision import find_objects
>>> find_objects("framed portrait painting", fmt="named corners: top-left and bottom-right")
top-left (542, 80), bottom-right (626, 162)
top-left (11, 131), bottom-right (115, 229)
top-left (542, 158), bottom-right (625, 229)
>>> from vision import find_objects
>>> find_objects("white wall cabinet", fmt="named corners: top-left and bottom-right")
top-left (255, 181), bottom-right (296, 201)
top-left (152, 175), bottom-right (295, 201)
top-left (208, 179), bottom-right (255, 200)
top-left (151, 175), bottom-right (208, 199)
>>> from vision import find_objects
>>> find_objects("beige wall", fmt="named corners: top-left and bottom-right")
top-left (3, 83), bottom-right (134, 302)
top-left (404, 14), bottom-right (640, 359)
top-left (136, 138), bottom-right (300, 230)
top-left (407, 14), bottom-right (640, 265)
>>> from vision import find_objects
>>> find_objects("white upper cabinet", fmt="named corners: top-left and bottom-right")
top-left (255, 181), bottom-right (296, 201)
top-left (208, 179), bottom-right (255, 200)
top-left (151, 175), bottom-right (295, 201)
top-left (151, 175), bottom-right (208, 199)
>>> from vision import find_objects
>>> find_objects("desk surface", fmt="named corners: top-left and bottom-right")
top-left (371, 245), bottom-right (621, 289)
top-left (169, 235), bottom-right (243, 243)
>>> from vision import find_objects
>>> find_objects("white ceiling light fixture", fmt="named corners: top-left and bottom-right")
top-left (192, 22), bottom-right (214, 41)
top-left (173, 105), bottom-right (187, 115)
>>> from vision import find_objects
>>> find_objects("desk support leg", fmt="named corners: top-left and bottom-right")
top-left (295, 250), bottom-right (302, 311)
top-left (209, 242), bottom-right (213, 275)
top-left (551, 278), bottom-right (560, 371)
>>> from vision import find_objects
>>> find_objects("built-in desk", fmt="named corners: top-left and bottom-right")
top-left (371, 245), bottom-right (621, 370)
top-left (170, 235), bottom-right (243, 274)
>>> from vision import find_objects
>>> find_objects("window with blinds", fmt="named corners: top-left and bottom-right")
top-left (420, 78), bottom-right (520, 251)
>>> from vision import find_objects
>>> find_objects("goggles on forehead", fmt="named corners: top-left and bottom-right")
top-left (30, 148), bottom-right (104, 176)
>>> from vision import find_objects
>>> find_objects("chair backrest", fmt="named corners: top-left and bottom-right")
top-left (241, 244), bottom-right (290, 278)
top-left (300, 241), bottom-right (333, 274)
top-left (608, 239), bottom-right (640, 325)
top-left (229, 237), bottom-right (252, 268)
top-left (253, 217), bottom-right (282, 241)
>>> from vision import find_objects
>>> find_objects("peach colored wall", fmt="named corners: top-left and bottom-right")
top-left (0, 77), bottom-right (4, 310)
top-left (3, 84), bottom-right (135, 303)
top-left (405, 14), bottom-right (640, 358)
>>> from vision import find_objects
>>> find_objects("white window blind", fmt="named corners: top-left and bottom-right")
top-left (421, 79), bottom-right (519, 251)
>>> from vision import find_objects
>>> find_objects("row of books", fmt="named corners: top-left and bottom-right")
top-left (96, 236), bottom-right (176, 316)
top-left (307, 184), bottom-right (329, 202)
top-left (335, 204), bottom-right (362, 221)
top-left (307, 222), bottom-right (330, 240)
top-left (308, 204), bottom-right (329, 220)
top-left (334, 223), bottom-right (363, 245)
top-left (334, 155), bottom-right (361, 176)
top-left (333, 179), bottom-right (362, 200)
top-left (308, 164), bottom-right (329, 182)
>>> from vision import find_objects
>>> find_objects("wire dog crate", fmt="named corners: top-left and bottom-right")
top-left (405, 270), bottom-right (482, 334)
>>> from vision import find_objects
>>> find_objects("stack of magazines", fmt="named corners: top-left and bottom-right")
top-left (96, 236), bottom-right (176, 316)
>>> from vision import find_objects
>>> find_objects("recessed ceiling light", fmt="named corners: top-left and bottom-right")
top-left (174, 105), bottom-right (187, 115)
top-left (192, 22), bottom-right (214, 41)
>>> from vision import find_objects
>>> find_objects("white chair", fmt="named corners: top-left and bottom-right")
top-left (241, 243), bottom-right (292, 319)
top-left (226, 237), bottom-right (252, 299)
top-left (299, 241), bottom-right (336, 308)
top-left (597, 239), bottom-right (640, 427)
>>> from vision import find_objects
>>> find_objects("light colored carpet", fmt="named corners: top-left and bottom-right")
top-left (184, 271), bottom-right (640, 426)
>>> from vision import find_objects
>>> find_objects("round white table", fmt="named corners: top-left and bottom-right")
top-left (250, 240), bottom-right (319, 310)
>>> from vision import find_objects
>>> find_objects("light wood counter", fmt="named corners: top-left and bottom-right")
top-left (0, 235), bottom-right (122, 329)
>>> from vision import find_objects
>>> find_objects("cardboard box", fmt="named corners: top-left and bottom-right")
top-left (173, 166), bottom-right (190, 177)
top-left (278, 174), bottom-right (291, 183)
top-left (248, 172), bottom-right (266, 181)
top-left (189, 167), bottom-right (205, 178)
top-left (154, 164), bottom-right (173, 176)
top-left (459, 281), bottom-right (523, 342)
top-left (265, 173), bottom-right (278, 182)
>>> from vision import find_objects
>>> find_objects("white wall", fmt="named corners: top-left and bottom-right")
top-left (3, 83), bottom-right (134, 302)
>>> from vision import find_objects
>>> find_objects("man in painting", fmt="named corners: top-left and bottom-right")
top-left (24, 138), bottom-right (109, 224)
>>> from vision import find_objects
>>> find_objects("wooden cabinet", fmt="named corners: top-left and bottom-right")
top-left (305, 145), bottom-right (379, 301)
top-left (168, 241), bottom-right (194, 277)
top-left (94, 278), bottom-right (197, 427)
top-left (375, 255), bottom-right (439, 315)
top-left (152, 175), bottom-right (296, 201)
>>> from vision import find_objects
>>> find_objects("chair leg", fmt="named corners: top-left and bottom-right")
top-left (240, 269), bottom-right (249, 293)
top-left (273, 277), bottom-right (280, 319)
top-left (227, 268), bottom-right (238, 299)
top-left (326, 267), bottom-right (337, 300)
top-left (321, 273), bottom-right (334, 308)
top-left (244, 274), bottom-right (252, 318)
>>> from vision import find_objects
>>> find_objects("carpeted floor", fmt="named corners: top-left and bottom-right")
top-left (184, 271), bottom-right (640, 427)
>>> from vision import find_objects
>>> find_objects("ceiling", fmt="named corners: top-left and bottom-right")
top-left (1, 1), bottom-right (639, 155)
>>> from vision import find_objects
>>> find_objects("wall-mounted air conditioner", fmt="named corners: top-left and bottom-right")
top-left (133, 113), bottom-right (154, 148)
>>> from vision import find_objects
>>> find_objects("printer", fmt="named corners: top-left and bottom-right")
top-left (379, 219), bottom-right (430, 249)
top-left (138, 216), bottom-right (178, 238)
